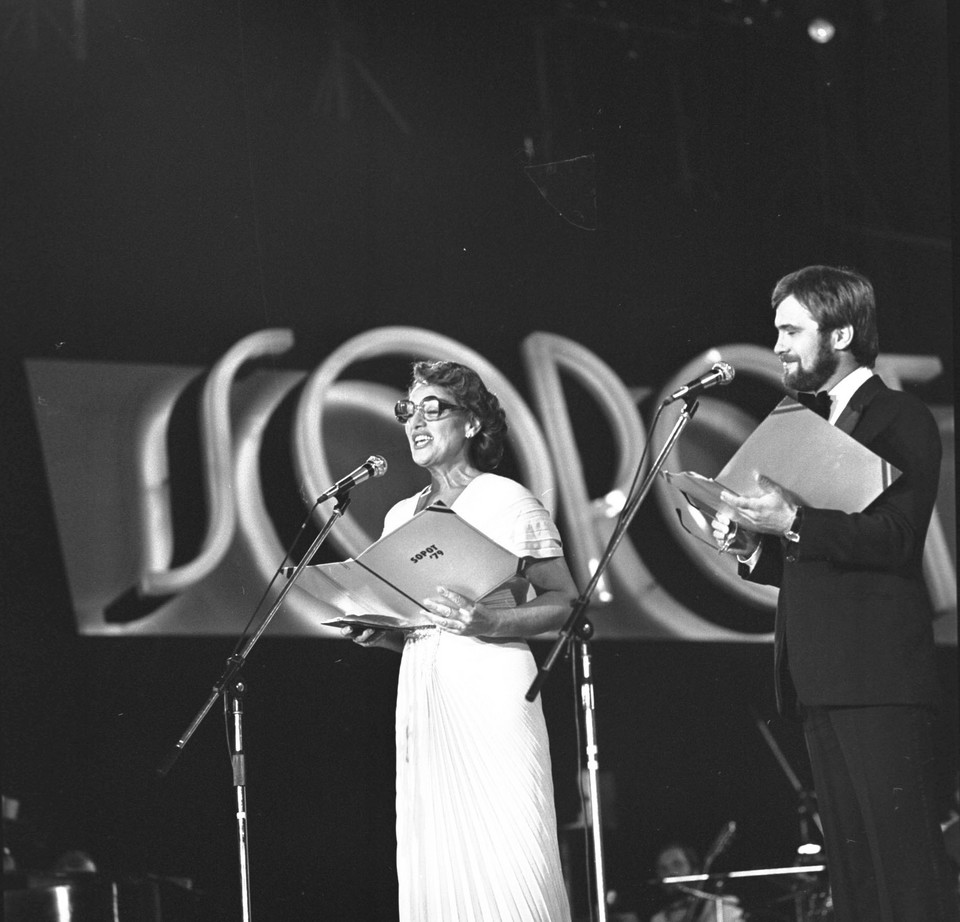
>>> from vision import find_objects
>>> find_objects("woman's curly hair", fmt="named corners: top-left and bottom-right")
top-left (409, 360), bottom-right (508, 472)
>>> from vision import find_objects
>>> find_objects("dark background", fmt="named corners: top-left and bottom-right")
top-left (1, 1), bottom-right (956, 919)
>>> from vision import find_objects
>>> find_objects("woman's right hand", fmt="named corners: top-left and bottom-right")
top-left (340, 625), bottom-right (388, 647)
top-left (340, 623), bottom-right (405, 653)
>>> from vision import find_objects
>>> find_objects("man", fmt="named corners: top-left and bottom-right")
top-left (648, 842), bottom-right (744, 922)
top-left (712, 265), bottom-right (957, 921)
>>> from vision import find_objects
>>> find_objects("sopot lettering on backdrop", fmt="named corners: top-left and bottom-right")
top-left (24, 328), bottom-right (956, 642)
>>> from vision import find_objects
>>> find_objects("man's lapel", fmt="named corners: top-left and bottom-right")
top-left (836, 374), bottom-right (886, 439)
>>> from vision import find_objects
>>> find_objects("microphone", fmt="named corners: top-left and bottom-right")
top-left (315, 455), bottom-right (388, 504)
top-left (664, 362), bottom-right (735, 404)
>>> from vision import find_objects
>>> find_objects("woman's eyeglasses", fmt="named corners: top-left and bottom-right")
top-left (394, 397), bottom-right (466, 423)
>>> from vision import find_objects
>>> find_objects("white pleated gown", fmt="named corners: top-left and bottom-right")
top-left (384, 474), bottom-right (571, 922)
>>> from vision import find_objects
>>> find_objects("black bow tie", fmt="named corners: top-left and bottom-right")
top-left (797, 390), bottom-right (832, 419)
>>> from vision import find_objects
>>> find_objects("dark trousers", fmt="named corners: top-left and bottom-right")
top-left (802, 704), bottom-right (959, 922)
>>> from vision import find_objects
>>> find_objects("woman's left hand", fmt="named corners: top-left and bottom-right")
top-left (421, 586), bottom-right (501, 637)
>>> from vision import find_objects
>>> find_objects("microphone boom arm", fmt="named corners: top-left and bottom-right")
top-left (526, 397), bottom-right (701, 702)
top-left (157, 495), bottom-right (352, 777)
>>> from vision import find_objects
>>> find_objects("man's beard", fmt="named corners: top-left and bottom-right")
top-left (784, 333), bottom-right (839, 392)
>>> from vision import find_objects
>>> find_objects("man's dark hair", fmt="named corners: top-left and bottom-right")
top-left (771, 264), bottom-right (880, 367)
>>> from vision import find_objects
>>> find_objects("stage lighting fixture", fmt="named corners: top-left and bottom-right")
top-left (798, 842), bottom-right (823, 856)
top-left (807, 16), bottom-right (836, 43)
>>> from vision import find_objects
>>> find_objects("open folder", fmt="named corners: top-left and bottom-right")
top-left (289, 504), bottom-right (523, 631)
top-left (662, 396), bottom-right (902, 523)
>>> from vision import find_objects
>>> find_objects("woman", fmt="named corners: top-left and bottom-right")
top-left (343, 359), bottom-right (575, 922)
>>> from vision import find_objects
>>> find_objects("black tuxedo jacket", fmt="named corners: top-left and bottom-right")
top-left (741, 375), bottom-right (943, 717)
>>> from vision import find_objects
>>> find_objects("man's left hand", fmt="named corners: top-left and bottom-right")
top-left (719, 474), bottom-right (798, 536)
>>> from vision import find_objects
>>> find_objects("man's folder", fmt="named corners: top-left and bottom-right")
top-left (663, 396), bottom-right (901, 519)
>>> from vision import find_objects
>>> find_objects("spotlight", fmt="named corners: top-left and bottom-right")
top-left (807, 16), bottom-right (836, 43)
top-left (797, 842), bottom-right (823, 856)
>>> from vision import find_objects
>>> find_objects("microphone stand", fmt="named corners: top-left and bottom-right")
top-left (527, 397), bottom-right (701, 922)
top-left (225, 679), bottom-right (252, 918)
top-left (751, 710), bottom-right (825, 922)
top-left (750, 709), bottom-right (823, 843)
top-left (156, 492), bottom-right (354, 922)
top-left (674, 884), bottom-right (733, 922)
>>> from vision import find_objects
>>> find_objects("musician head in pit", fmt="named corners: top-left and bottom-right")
top-left (772, 265), bottom-right (879, 394)
top-left (394, 359), bottom-right (508, 479)
top-left (655, 842), bottom-right (701, 888)
top-left (650, 840), bottom-right (745, 922)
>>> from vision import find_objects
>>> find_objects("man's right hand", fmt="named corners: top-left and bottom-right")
top-left (711, 511), bottom-right (760, 557)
